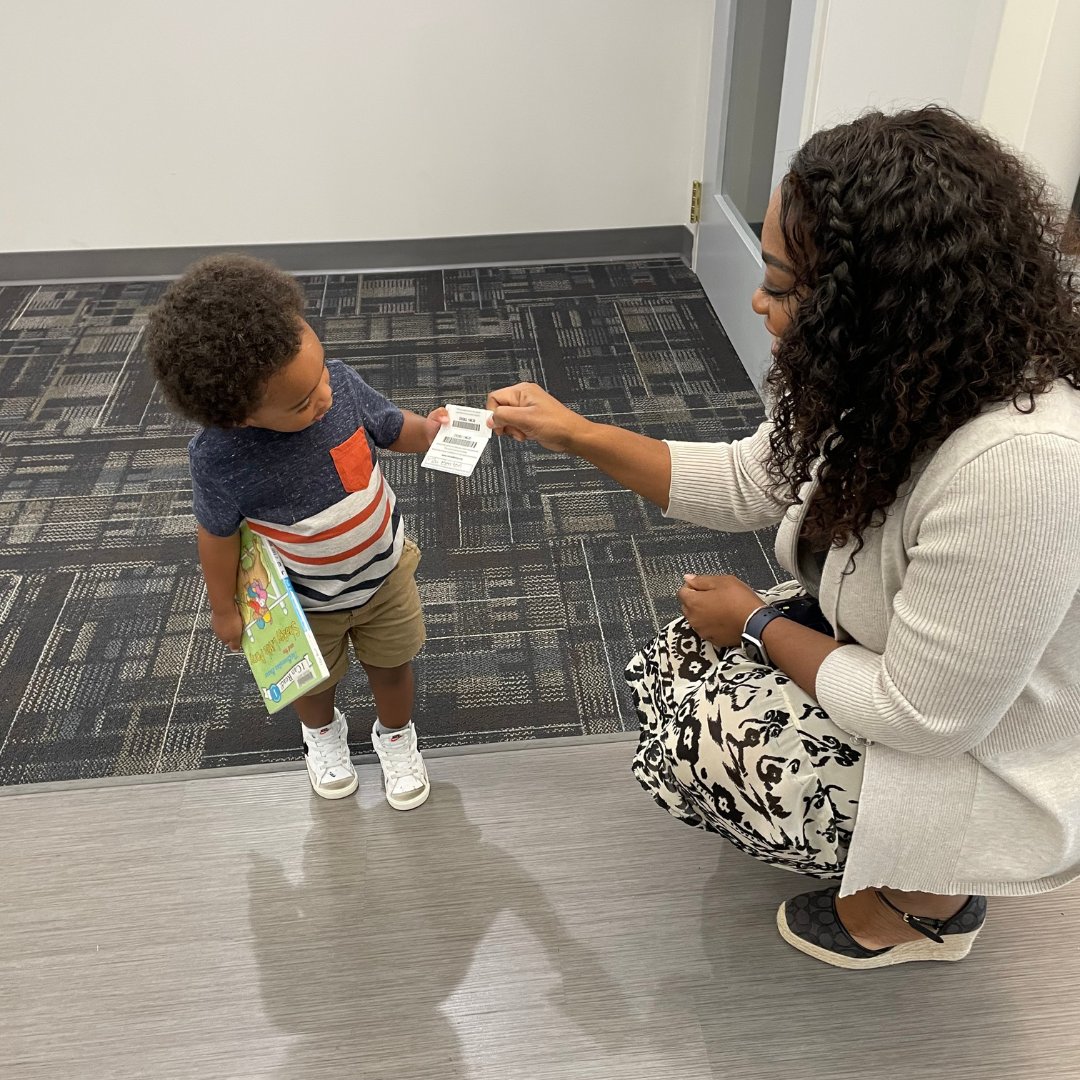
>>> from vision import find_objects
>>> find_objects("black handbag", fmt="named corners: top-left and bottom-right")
top-left (771, 593), bottom-right (834, 637)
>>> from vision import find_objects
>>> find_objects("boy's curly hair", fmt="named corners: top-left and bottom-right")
top-left (766, 105), bottom-right (1080, 552)
top-left (145, 254), bottom-right (308, 428)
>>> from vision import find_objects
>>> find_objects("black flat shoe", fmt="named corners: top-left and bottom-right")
top-left (777, 886), bottom-right (987, 969)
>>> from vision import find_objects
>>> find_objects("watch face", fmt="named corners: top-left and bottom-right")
top-left (741, 636), bottom-right (767, 666)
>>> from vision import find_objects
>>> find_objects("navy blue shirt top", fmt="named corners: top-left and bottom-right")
top-left (188, 361), bottom-right (406, 610)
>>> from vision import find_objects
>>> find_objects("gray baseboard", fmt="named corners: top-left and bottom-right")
top-left (0, 226), bottom-right (694, 284)
top-left (0, 730), bottom-right (638, 797)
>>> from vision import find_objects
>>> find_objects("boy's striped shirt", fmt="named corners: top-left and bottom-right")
top-left (246, 463), bottom-right (403, 609)
top-left (189, 360), bottom-right (407, 612)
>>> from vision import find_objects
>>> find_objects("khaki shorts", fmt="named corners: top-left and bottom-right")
top-left (304, 538), bottom-right (425, 691)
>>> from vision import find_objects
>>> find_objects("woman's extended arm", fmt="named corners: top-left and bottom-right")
top-left (485, 383), bottom-right (672, 509)
top-left (487, 382), bottom-right (788, 535)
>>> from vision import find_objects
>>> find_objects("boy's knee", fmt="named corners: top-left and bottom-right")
top-left (362, 660), bottom-right (412, 682)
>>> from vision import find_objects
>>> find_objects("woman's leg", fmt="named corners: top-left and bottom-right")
top-left (626, 583), bottom-right (987, 960)
top-left (627, 583), bottom-right (865, 879)
top-left (836, 888), bottom-right (972, 949)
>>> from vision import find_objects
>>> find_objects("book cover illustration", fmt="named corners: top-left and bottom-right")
top-left (236, 522), bottom-right (330, 713)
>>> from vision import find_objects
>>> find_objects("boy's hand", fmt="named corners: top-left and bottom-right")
top-left (424, 406), bottom-right (451, 446)
top-left (389, 409), bottom-right (450, 453)
top-left (212, 606), bottom-right (244, 652)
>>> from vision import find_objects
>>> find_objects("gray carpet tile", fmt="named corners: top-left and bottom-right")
top-left (0, 262), bottom-right (776, 784)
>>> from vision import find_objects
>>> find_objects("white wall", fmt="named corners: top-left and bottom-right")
top-left (804, 0), bottom-right (1006, 135)
top-left (982, 0), bottom-right (1080, 203)
top-left (0, 0), bottom-right (714, 253)
top-left (803, 0), bottom-right (1080, 208)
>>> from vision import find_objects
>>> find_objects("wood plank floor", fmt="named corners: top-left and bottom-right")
top-left (3, 741), bottom-right (1079, 1080)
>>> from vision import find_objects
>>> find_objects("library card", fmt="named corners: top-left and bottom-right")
top-left (421, 403), bottom-right (494, 478)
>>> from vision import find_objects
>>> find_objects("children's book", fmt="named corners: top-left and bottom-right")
top-left (236, 522), bottom-right (329, 713)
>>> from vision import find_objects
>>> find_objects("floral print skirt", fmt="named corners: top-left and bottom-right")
top-left (627, 580), bottom-right (865, 878)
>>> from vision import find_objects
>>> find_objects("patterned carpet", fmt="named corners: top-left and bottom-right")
top-left (0, 259), bottom-right (777, 785)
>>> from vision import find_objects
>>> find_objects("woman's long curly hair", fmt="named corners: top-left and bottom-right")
top-left (766, 105), bottom-right (1080, 551)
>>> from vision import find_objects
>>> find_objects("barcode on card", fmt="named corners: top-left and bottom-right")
top-left (452, 418), bottom-right (484, 432)
top-left (298, 668), bottom-right (316, 685)
top-left (442, 434), bottom-right (479, 449)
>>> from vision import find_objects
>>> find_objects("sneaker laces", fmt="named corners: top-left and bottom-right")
top-left (307, 719), bottom-right (351, 776)
top-left (376, 727), bottom-right (423, 786)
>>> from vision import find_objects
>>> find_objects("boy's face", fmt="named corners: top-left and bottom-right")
top-left (244, 321), bottom-right (333, 432)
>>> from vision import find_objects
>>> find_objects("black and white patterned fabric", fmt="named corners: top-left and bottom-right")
top-left (627, 580), bottom-right (864, 877)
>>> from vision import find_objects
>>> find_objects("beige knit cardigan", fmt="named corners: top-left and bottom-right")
top-left (663, 381), bottom-right (1080, 896)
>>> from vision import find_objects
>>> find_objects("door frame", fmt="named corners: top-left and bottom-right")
top-left (693, 0), bottom-right (823, 390)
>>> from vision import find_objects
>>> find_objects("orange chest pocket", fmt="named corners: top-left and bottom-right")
top-left (329, 428), bottom-right (374, 492)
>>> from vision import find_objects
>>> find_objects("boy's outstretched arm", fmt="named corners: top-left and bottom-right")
top-left (197, 525), bottom-right (244, 651)
top-left (387, 408), bottom-right (449, 453)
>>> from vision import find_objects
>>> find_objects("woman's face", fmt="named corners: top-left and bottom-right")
top-left (751, 186), bottom-right (799, 353)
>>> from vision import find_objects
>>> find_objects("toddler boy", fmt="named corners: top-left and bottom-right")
top-left (146, 255), bottom-right (441, 808)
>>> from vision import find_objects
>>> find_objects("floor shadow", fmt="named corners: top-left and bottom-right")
top-left (692, 857), bottom-right (1044, 1080)
top-left (247, 781), bottom-right (646, 1079)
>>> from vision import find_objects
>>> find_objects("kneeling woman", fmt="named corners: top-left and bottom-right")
top-left (487, 106), bottom-right (1080, 969)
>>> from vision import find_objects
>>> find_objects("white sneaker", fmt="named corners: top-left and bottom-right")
top-left (301, 709), bottom-right (359, 800)
top-left (372, 722), bottom-right (430, 810)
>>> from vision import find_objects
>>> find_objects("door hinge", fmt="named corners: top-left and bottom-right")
top-left (690, 180), bottom-right (702, 224)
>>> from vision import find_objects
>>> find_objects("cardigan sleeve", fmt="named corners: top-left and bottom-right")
top-left (663, 422), bottom-right (789, 533)
top-left (816, 433), bottom-right (1080, 755)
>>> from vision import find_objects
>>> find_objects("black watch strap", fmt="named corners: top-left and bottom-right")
top-left (742, 604), bottom-right (787, 665)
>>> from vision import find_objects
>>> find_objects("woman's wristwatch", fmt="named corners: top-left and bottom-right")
top-left (741, 605), bottom-right (787, 666)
